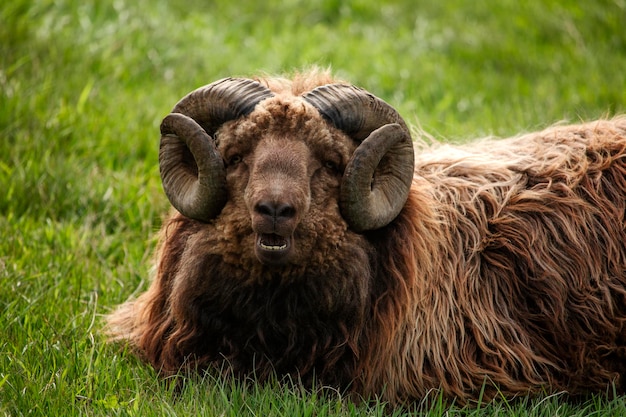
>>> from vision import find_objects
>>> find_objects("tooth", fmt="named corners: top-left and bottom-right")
top-left (260, 243), bottom-right (287, 250)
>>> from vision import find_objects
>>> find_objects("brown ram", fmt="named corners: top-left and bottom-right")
top-left (107, 70), bottom-right (626, 405)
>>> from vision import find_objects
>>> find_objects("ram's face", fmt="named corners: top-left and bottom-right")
top-left (215, 99), bottom-right (357, 266)
top-left (158, 77), bottom-right (414, 267)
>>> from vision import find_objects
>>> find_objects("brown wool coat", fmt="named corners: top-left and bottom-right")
top-left (107, 71), bottom-right (626, 405)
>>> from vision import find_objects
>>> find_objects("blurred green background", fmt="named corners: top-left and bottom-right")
top-left (2, 0), bottom-right (626, 415)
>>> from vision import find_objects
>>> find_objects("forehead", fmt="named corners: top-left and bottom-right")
top-left (218, 96), bottom-right (357, 155)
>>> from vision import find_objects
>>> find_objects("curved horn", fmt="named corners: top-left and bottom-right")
top-left (302, 84), bottom-right (414, 231)
top-left (159, 78), bottom-right (273, 221)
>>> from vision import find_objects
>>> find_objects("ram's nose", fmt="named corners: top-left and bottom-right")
top-left (255, 200), bottom-right (296, 221)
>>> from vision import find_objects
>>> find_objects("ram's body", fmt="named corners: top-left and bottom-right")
top-left (107, 71), bottom-right (626, 405)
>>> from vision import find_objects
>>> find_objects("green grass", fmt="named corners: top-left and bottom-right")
top-left (1, 0), bottom-right (625, 415)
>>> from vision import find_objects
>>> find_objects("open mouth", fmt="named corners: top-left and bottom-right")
top-left (255, 233), bottom-right (292, 265)
top-left (259, 233), bottom-right (288, 251)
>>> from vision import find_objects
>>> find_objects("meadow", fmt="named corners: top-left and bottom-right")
top-left (1, 0), bottom-right (626, 415)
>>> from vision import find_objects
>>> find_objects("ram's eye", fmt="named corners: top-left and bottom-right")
top-left (324, 160), bottom-right (338, 171)
top-left (228, 155), bottom-right (242, 165)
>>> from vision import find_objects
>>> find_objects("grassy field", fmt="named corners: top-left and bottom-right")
top-left (2, 0), bottom-right (626, 415)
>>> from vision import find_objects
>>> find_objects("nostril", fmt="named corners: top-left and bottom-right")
top-left (255, 201), bottom-right (274, 218)
top-left (255, 201), bottom-right (296, 220)
top-left (277, 204), bottom-right (296, 219)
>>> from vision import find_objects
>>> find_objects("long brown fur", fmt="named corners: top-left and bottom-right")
top-left (107, 70), bottom-right (626, 405)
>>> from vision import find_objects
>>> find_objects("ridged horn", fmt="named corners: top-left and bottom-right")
top-left (159, 78), bottom-right (273, 221)
top-left (303, 84), bottom-right (414, 231)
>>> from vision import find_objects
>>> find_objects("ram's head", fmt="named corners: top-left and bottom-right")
top-left (159, 78), bottom-right (414, 266)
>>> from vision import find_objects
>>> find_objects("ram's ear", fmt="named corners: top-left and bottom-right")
top-left (159, 79), bottom-right (274, 221)
top-left (303, 84), bottom-right (414, 231)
